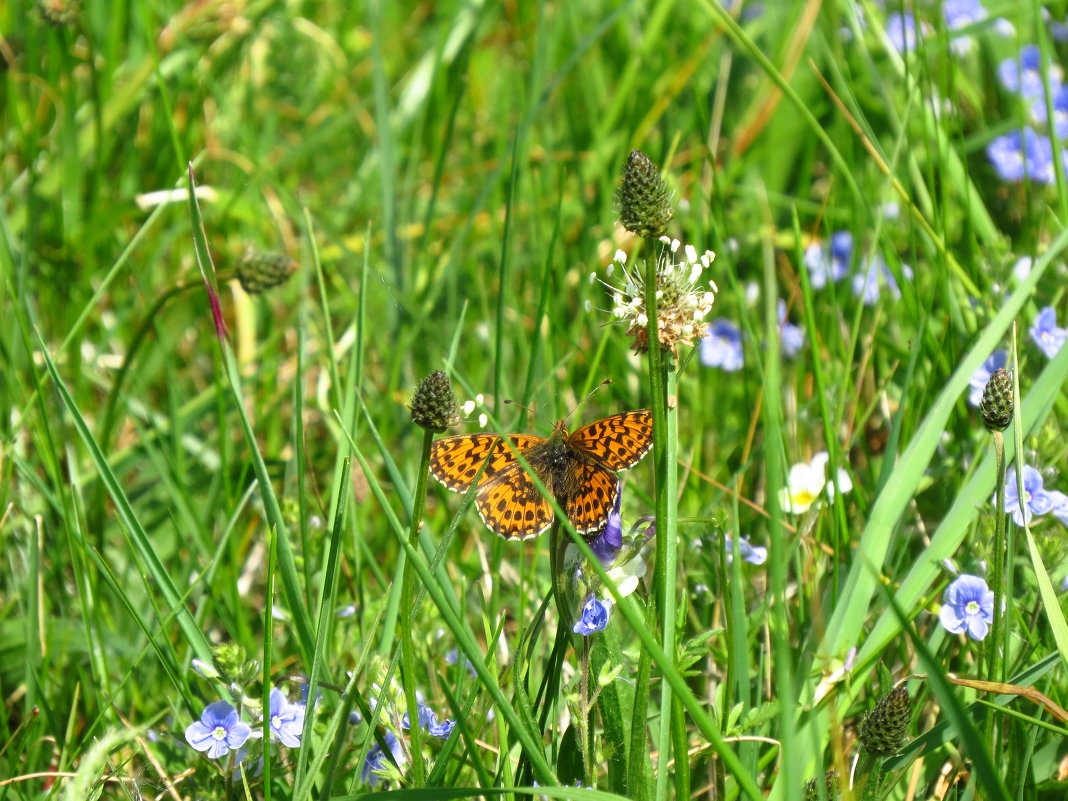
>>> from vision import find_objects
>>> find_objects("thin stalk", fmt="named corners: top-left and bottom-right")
top-left (642, 240), bottom-right (676, 798)
top-left (400, 429), bottom-right (434, 786)
top-left (579, 637), bottom-right (593, 788)
top-left (97, 280), bottom-right (202, 454)
top-left (987, 429), bottom-right (1007, 685)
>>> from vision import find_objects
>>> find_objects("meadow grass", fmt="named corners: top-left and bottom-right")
top-left (3, 1), bottom-right (1068, 799)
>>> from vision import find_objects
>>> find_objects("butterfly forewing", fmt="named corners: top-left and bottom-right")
top-left (563, 461), bottom-right (620, 533)
top-left (475, 468), bottom-right (555, 540)
top-left (429, 433), bottom-right (545, 491)
top-left (566, 409), bottom-right (653, 471)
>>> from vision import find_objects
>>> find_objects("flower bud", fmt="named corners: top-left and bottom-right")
top-left (803, 769), bottom-right (840, 801)
top-left (616, 150), bottom-right (674, 239)
top-left (236, 250), bottom-right (298, 294)
top-left (410, 370), bottom-right (457, 433)
top-left (979, 367), bottom-right (1013, 432)
top-left (858, 685), bottom-right (911, 756)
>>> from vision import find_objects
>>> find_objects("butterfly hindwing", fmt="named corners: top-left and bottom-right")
top-left (429, 433), bottom-right (545, 491)
top-left (475, 468), bottom-right (555, 540)
top-left (563, 461), bottom-right (620, 533)
top-left (566, 409), bottom-right (653, 471)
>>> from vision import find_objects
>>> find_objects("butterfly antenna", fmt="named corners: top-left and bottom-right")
top-left (503, 398), bottom-right (551, 428)
top-left (564, 378), bottom-right (613, 424)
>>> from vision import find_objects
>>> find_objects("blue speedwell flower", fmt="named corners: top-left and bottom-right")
top-left (1030, 306), bottom-right (1067, 358)
top-left (998, 44), bottom-right (1063, 98)
top-left (777, 300), bottom-right (805, 358)
top-left (724, 536), bottom-right (767, 565)
top-left (851, 255), bottom-right (912, 306)
top-left (402, 702), bottom-right (455, 739)
top-left (943, 0), bottom-right (988, 54)
top-left (804, 231), bottom-right (852, 288)
top-left (938, 575), bottom-right (994, 641)
top-left (185, 700), bottom-right (253, 759)
top-left (267, 687), bottom-right (305, 748)
top-left (573, 595), bottom-right (612, 636)
top-left (886, 10), bottom-right (924, 54)
top-left (361, 730), bottom-right (405, 787)
top-left (1031, 84), bottom-right (1068, 139)
top-left (699, 319), bottom-right (744, 371)
top-left (967, 350), bottom-right (1009, 407)
top-left (986, 128), bottom-right (1055, 183)
top-left (588, 485), bottom-right (624, 564)
top-left (1003, 466), bottom-right (1057, 526)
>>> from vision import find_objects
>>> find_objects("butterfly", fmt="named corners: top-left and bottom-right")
top-left (428, 409), bottom-right (653, 540)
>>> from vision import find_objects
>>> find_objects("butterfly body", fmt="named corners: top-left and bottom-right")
top-left (429, 410), bottom-right (653, 540)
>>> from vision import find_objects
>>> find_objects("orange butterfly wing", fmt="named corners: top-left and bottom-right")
top-left (566, 409), bottom-right (653, 470)
top-left (475, 468), bottom-right (555, 540)
top-left (429, 433), bottom-right (545, 491)
top-left (563, 461), bottom-right (621, 534)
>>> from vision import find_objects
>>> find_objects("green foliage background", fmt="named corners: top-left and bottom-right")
top-left (2, 1), bottom-right (1068, 799)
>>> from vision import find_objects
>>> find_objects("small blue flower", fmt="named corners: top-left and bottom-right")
top-left (361, 730), bottom-right (405, 787)
top-left (1030, 306), bottom-right (1067, 358)
top-left (777, 300), bottom-right (805, 358)
top-left (851, 256), bottom-right (912, 306)
top-left (804, 231), bottom-right (852, 288)
top-left (1003, 466), bottom-right (1056, 526)
top-left (967, 350), bottom-right (1008, 407)
top-left (939, 575), bottom-right (994, 640)
top-left (699, 319), bottom-right (744, 371)
top-left (943, 0), bottom-right (987, 54)
top-left (998, 45), bottom-right (1061, 98)
top-left (402, 702), bottom-right (455, 739)
top-left (986, 128), bottom-right (1055, 183)
top-left (1049, 490), bottom-right (1068, 526)
top-left (572, 595), bottom-right (612, 636)
top-left (267, 687), bottom-right (305, 748)
top-left (588, 485), bottom-right (623, 564)
top-left (887, 11), bottom-right (922, 54)
top-left (185, 701), bottom-right (253, 760)
top-left (724, 536), bottom-right (767, 565)
top-left (445, 648), bottom-right (477, 678)
top-left (1031, 84), bottom-right (1068, 139)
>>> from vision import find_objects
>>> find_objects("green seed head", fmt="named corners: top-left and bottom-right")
top-left (859, 685), bottom-right (911, 756)
top-left (411, 370), bottom-right (457, 433)
top-left (979, 367), bottom-right (1013, 432)
top-left (803, 770), bottom-right (840, 801)
top-left (37, 0), bottom-right (80, 26)
top-left (616, 150), bottom-right (674, 239)
top-left (236, 250), bottom-right (298, 294)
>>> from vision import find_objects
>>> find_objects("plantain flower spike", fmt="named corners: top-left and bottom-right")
top-left (236, 249), bottom-right (299, 295)
top-left (802, 770), bottom-right (840, 801)
top-left (616, 150), bottom-right (674, 239)
top-left (410, 370), bottom-right (457, 434)
top-left (858, 685), bottom-right (911, 756)
top-left (979, 367), bottom-right (1013, 432)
